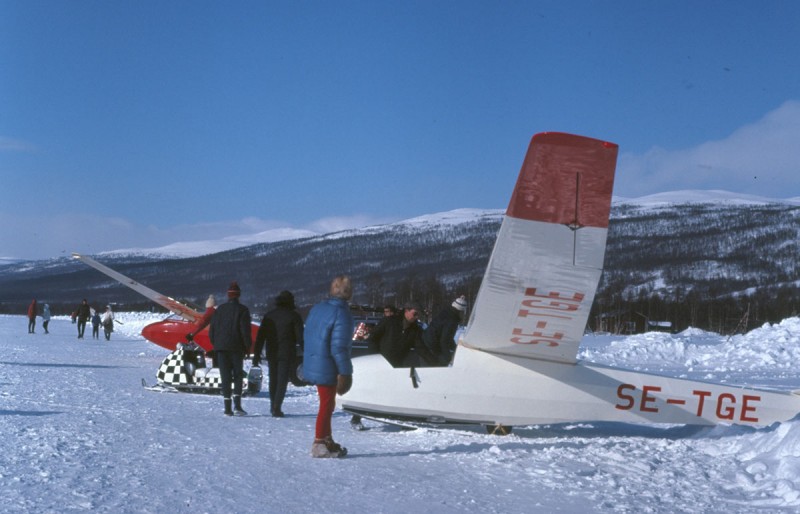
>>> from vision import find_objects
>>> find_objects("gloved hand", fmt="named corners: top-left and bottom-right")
top-left (185, 333), bottom-right (194, 342)
top-left (336, 374), bottom-right (352, 395)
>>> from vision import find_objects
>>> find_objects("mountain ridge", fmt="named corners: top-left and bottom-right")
top-left (97, 190), bottom-right (799, 260)
top-left (1, 190), bottom-right (797, 333)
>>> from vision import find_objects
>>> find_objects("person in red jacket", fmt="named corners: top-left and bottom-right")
top-left (27, 299), bottom-right (37, 334)
top-left (186, 295), bottom-right (216, 342)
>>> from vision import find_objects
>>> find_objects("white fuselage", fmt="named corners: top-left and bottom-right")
top-left (340, 347), bottom-right (800, 427)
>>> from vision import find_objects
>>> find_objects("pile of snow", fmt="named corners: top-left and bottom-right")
top-left (579, 318), bottom-right (800, 389)
top-left (3, 314), bottom-right (800, 512)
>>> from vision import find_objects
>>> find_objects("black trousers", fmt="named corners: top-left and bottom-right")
top-left (216, 351), bottom-right (244, 399)
top-left (268, 359), bottom-right (291, 413)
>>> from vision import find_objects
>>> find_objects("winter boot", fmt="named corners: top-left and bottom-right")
top-left (311, 437), bottom-right (347, 458)
top-left (233, 395), bottom-right (247, 416)
top-left (324, 436), bottom-right (347, 457)
top-left (223, 398), bottom-right (233, 416)
top-left (311, 439), bottom-right (334, 458)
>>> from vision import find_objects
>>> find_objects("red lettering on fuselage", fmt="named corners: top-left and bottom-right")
top-left (615, 384), bottom-right (762, 423)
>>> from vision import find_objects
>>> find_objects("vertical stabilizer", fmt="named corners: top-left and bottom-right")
top-left (461, 133), bottom-right (618, 363)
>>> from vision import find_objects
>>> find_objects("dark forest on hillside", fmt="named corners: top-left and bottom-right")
top-left (1, 203), bottom-right (797, 335)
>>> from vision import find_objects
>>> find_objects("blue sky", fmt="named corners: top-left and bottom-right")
top-left (2, 1), bottom-right (799, 260)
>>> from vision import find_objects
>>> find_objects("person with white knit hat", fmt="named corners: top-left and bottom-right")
top-left (423, 295), bottom-right (468, 366)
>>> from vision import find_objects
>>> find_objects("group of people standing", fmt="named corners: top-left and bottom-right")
top-left (26, 299), bottom-right (51, 334)
top-left (199, 275), bottom-right (467, 459)
top-left (26, 298), bottom-right (115, 340)
top-left (74, 299), bottom-right (115, 340)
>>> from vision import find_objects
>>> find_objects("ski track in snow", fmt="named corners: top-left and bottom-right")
top-left (2, 314), bottom-right (800, 513)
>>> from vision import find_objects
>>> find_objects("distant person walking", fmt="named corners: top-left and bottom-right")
top-left (91, 310), bottom-right (101, 339)
top-left (253, 290), bottom-right (304, 417)
top-left (101, 305), bottom-right (115, 341)
top-left (209, 282), bottom-right (252, 416)
top-left (303, 276), bottom-right (354, 458)
top-left (42, 303), bottom-right (51, 334)
top-left (27, 299), bottom-right (38, 333)
top-left (75, 299), bottom-right (91, 339)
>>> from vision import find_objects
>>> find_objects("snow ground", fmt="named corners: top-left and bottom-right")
top-left (3, 314), bottom-right (800, 513)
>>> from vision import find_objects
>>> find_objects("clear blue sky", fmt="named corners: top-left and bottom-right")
top-left (2, 1), bottom-right (799, 260)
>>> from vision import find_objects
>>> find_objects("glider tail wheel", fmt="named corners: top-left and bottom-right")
top-left (486, 424), bottom-right (513, 436)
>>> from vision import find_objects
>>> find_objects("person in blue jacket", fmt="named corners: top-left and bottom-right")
top-left (303, 275), bottom-right (354, 458)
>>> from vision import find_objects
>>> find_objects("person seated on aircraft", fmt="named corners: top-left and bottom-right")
top-left (186, 294), bottom-right (216, 342)
top-left (350, 303), bottom-right (400, 430)
top-left (368, 301), bottom-right (436, 368)
top-left (423, 295), bottom-right (467, 366)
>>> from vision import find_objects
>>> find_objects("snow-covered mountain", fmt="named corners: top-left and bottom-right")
top-left (103, 227), bottom-right (319, 259)
top-left (98, 191), bottom-right (799, 259)
top-left (614, 189), bottom-right (800, 207)
top-left (101, 208), bottom-right (506, 259)
top-left (0, 190), bottom-right (797, 334)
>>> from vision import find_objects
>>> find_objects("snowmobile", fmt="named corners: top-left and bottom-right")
top-left (143, 342), bottom-right (263, 395)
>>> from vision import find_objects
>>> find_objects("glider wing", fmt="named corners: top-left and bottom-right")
top-left (72, 253), bottom-right (203, 323)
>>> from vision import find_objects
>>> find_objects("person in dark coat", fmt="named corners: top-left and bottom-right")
top-left (208, 282), bottom-right (252, 416)
top-left (349, 303), bottom-right (398, 430)
top-left (253, 290), bottom-right (304, 417)
top-left (423, 295), bottom-right (468, 366)
top-left (75, 299), bottom-right (91, 339)
top-left (27, 299), bottom-right (37, 333)
top-left (303, 276), bottom-right (354, 458)
top-left (368, 301), bottom-right (436, 368)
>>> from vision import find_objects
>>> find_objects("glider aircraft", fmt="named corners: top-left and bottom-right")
top-left (340, 132), bottom-right (800, 431)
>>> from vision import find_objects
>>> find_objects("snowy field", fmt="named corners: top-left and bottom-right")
top-left (3, 313), bottom-right (800, 513)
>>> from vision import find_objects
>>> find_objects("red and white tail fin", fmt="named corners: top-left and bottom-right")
top-left (461, 133), bottom-right (618, 363)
